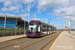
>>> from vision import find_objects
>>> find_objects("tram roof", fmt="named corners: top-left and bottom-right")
top-left (30, 20), bottom-right (52, 26)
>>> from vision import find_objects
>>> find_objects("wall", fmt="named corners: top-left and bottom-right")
top-left (0, 19), bottom-right (17, 29)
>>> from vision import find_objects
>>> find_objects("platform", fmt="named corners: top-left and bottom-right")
top-left (0, 35), bottom-right (27, 43)
top-left (49, 31), bottom-right (75, 50)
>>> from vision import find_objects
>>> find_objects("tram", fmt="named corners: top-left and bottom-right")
top-left (27, 20), bottom-right (56, 37)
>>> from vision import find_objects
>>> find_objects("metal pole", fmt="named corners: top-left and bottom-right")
top-left (65, 20), bottom-right (67, 30)
top-left (24, 3), bottom-right (27, 35)
top-left (48, 19), bottom-right (51, 25)
top-left (28, 6), bottom-right (30, 24)
top-left (48, 19), bottom-right (51, 34)
top-left (68, 12), bottom-right (69, 26)
top-left (15, 13), bottom-right (18, 35)
top-left (68, 12), bottom-right (70, 33)
top-left (24, 19), bottom-right (25, 35)
top-left (4, 11), bottom-right (7, 29)
top-left (66, 20), bottom-right (67, 26)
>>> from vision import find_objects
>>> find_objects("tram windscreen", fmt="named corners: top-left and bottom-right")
top-left (28, 24), bottom-right (37, 33)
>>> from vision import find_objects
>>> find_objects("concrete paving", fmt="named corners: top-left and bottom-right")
top-left (70, 31), bottom-right (75, 34)
top-left (0, 35), bottom-right (27, 43)
top-left (49, 31), bottom-right (75, 50)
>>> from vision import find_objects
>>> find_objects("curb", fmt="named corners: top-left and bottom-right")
top-left (49, 32), bottom-right (63, 50)
top-left (0, 35), bottom-right (27, 43)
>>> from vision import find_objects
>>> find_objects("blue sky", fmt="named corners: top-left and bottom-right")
top-left (0, 0), bottom-right (75, 29)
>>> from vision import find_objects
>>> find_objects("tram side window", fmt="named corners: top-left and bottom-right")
top-left (48, 26), bottom-right (49, 31)
top-left (42, 25), bottom-right (46, 32)
top-left (38, 26), bottom-right (40, 32)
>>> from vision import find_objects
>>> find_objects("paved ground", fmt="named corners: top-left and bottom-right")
top-left (0, 35), bottom-right (27, 43)
top-left (70, 31), bottom-right (75, 35)
top-left (50, 31), bottom-right (75, 50)
top-left (0, 31), bottom-right (61, 50)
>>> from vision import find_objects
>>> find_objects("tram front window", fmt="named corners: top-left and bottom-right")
top-left (28, 24), bottom-right (37, 33)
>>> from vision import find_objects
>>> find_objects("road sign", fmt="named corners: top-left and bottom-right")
top-left (65, 26), bottom-right (67, 29)
top-left (68, 26), bottom-right (70, 28)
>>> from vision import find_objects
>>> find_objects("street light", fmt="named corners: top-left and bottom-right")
top-left (24, 3), bottom-right (28, 35)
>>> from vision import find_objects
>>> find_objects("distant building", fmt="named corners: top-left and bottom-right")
top-left (0, 15), bottom-right (28, 29)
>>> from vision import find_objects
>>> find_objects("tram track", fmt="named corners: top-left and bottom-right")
top-left (20, 32), bottom-right (58, 50)
top-left (40, 33), bottom-right (60, 50)
top-left (0, 37), bottom-right (28, 45)
top-left (0, 38), bottom-right (35, 49)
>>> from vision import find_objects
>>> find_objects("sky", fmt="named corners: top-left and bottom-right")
top-left (0, 0), bottom-right (75, 29)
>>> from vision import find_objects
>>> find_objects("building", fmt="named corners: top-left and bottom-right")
top-left (0, 15), bottom-right (28, 29)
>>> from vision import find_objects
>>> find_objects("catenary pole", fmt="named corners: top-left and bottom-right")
top-left (28, 5), bottom-right (30, 24)
top-left (24, 3), bottom-right (27, 35)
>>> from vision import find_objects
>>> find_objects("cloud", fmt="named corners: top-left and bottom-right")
top-left (0, 13), bottom-right (15, 16)
top-left (0, 0), bottom-right (5, 2)
top-left (32, 18), bottom-right (44, 21)
top-left (21, 9), bottom-right (25, 12)
top-left (37, 0), bottom-right (69, 13)
top-left (1, 0), bottom-right (35, 12)
top-left (9, 6), bottom-right (18, 11)
top-left (71, 0), bottom-right (75, 5)
top-left (1, 0), bottom-right (21, 12)
top-left (36, 0), bottom-right (75, 24)
top-left (4, 0), bottom-right (12, 7)
top-left (1, 6), bottom-right (19, 12)
top-left (20, 14), bottom-right (28, 21)
top-left (1, 0), bottom-right (75, 29)
top-left (24, 0), bottom-right (35, 4)
top-left (51, 5), bottom-right (75, 23)
top-left (23, 0), bottom-right (36, 9)
top-left (1, 7), bottom-right (8, 11)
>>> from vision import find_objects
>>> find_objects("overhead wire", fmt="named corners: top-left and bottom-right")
top-left (45, 0), bottom-right (56, 16)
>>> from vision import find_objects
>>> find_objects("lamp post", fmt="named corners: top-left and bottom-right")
top-left (24, 3), bottom-right (28, 35)
top-left (48, 19), bottom-right (51, 34)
